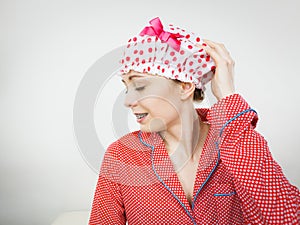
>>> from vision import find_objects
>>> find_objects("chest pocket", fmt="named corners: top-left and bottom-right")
top-left (213, 182), bottom-right (244, 224)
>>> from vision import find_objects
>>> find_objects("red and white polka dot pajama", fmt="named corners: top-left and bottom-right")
top-left (89, 94), bottom-right (300, 224)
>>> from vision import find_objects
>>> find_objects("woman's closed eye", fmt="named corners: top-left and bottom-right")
top-left (135, 86), bottom-right (145, 91)
top-left (124, 86), bottom-right (145, 94)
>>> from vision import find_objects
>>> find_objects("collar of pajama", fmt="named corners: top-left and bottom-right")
top-left (89, 94), bottom-right (300, 225)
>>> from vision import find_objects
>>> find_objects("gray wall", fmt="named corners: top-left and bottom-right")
top-left (1, 0), bottom-right (299, 224)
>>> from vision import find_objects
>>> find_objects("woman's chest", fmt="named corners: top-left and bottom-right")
top-left (119, 160), bottom-right (243, 224)
top-left (176, 161), bottom-right (199, 206)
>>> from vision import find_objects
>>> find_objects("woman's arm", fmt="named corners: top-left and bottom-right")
top-left (208, 93), bottom-right (300, 224)
top-left (203, 39), bottom-right (300, 223)
top-left (89, 141), bottom-right (126, 225)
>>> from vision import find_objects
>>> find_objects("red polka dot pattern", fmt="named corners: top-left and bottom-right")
top-left (89, 94), bottom-right (300, 224)
top-left (117, 18), bottom-right (217, 91)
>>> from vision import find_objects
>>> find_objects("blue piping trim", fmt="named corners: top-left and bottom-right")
top-left (191, 108), bottom-right (257, 210)
top-left (214, 191), bottom-right (236, 197)
top-left (191, 141), bottom-right (220, 210)
top-left (138, 131), bottom-right (197, 225)
top-left (219, 108), bottom-right (257, 137)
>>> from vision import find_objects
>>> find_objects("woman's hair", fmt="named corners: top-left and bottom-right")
top-left (172, 79), bottom-right (205, 102)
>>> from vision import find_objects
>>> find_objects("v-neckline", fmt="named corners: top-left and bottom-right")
top-left (138, 108), bottom-right (219, 213)
top-left (151, 115), bottom-right (213, 212)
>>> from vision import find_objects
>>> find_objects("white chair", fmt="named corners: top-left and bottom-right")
top-left (51, 211), bottom-right (90, 225)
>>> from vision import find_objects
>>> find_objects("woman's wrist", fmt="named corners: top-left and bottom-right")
top-left (216, 91), bottom-right (235, 101)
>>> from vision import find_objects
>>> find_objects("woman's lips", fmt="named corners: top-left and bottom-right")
top-left (135, 113), bottom-right (148, 123)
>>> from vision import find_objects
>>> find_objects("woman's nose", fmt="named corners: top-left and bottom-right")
top-left (123, 90), bottom-right (139, 108)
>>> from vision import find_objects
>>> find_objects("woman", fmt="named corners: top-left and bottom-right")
top-left (89, 17), bottom-right (300, 224)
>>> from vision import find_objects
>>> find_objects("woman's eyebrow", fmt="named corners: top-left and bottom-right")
top-left (121, 74), bottom-right (146, 84)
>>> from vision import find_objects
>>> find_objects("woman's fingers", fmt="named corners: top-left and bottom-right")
top-left (203, 39), bottom-right (235, 66)
top-left (201, 43), bottom-right (222, 66)
top-left (200, 39), bottom-right (236, 100)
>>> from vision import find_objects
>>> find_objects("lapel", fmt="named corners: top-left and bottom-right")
top-left (192, 108), bottom-right (220, 206)
top-left (138, 131), bottom-right (193, 213)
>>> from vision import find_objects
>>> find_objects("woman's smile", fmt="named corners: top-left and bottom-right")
top-left (135, 112), bottom-right (148, 123)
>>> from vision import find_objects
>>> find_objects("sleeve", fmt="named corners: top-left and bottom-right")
top-left (207, 93), bottom-right (300, 224)
top-left (89, 141), bottom-right (126, 225)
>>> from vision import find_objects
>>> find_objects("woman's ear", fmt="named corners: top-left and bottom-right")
top-left (180, 82), bottom-right (195, 100)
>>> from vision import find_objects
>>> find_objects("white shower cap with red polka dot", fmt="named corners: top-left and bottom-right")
top-left (118, 17), bottom-right (216, 90)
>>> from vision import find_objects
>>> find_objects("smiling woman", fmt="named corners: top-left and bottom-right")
top-left (89, 17), bottom-right (300, 224)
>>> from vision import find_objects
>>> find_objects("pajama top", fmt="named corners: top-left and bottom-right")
top-left (89, 94), bottom-right (300, 224)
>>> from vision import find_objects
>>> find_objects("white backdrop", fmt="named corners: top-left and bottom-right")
top-left (1, 0), bottom-right (299, 224)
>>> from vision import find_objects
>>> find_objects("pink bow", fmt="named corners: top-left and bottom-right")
top-left (139, 17), bottom-right (184, 52)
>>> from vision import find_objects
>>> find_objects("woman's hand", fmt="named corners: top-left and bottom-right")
top-left (202, 39), bottom-right (235, 101)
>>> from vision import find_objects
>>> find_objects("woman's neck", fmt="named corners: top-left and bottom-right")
top-left (158, 103), bottom-right (203, 171)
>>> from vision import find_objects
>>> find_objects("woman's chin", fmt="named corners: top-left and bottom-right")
top-left (139, 118), bottom-right (167, 133)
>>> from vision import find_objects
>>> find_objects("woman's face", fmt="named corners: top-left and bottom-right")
top-left (121, 70), bottom-right (183, 132)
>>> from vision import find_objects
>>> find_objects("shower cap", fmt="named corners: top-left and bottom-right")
top-left (118, 17), bottom-right (216, 90)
